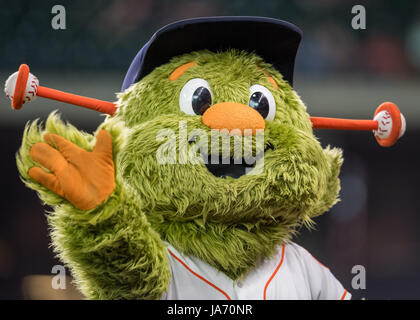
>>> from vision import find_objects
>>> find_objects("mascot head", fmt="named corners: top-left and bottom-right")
top-left (103, 17), bottom-right (343, 279)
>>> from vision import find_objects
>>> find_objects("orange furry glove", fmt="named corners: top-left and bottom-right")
top-left (28, 130), bottom-right (115, 211)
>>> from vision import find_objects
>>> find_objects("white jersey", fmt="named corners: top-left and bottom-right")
top-left (163, 242), bottom-right (351, 300)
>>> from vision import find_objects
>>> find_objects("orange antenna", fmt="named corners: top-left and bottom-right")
top-left (4, 64), bottom-right (405, 147)
top-left (310, 102), bottom-right (405, 147)
top-left (5, 64), bottom-right (117, 115)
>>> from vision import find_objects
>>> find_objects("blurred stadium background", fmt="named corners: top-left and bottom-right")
top-left (1, 0), bottom-right (420, 299)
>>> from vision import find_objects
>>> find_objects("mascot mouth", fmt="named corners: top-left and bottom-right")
top-left (200, 143), bottom-right (274, 179)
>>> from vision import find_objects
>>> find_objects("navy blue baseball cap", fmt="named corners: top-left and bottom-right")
top-left (122, 16), bottom-right (302, 91)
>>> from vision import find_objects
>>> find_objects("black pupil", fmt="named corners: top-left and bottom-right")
top-left (192, 87), bottom-right (211, 115)
top-left (249, 92), bottom-right (269, 118)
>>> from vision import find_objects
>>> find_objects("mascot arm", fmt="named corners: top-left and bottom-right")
top-left (16, 114), bottom-right (171, 299)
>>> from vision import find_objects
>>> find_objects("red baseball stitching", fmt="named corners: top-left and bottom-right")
top-left (24, 79), bottom-right (39, 101)
top-left (375, 111), bottom-right (392, 138)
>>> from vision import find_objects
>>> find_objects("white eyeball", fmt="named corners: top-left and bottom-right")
top-left (249, 84), bottom-right (276, 121)
top-left (179, 78), bottom-right (213, 115)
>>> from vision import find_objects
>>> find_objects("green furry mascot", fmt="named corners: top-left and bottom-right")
top-left (15, 17), bottom-right (352, 299)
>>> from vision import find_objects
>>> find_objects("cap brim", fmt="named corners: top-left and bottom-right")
top-left (122, 16), bottom-right (302, 91)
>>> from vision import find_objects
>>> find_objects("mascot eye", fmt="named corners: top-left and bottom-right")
top-left (179, 78), bottom-right (213, 115)
top-left (249, 84), bottom-right (276, 120)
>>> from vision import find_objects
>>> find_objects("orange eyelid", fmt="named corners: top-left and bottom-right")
top-left (169, 61), bottom-right (196, 81)
top-left (266, 76), bottom-right (278, 90)
top-left (258, 67), bottom-right (278, 90)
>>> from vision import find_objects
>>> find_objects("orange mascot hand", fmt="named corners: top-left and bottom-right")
top-left (28, 130), bottom-right (115, 211)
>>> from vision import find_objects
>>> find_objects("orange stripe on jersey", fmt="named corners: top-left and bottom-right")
top-left (302, 247), bottom-right (330, 270)
top-left (263, 244), bottom-right (286, 300)
top-left (168, 248), bottom-right (232, 300)
top-left (340, 290), bottom-right (348, 300)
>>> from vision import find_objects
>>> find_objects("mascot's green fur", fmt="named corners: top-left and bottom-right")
top-left (16, 49), bottom-right (342, 299)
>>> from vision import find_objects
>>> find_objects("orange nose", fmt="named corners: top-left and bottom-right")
top-left (202, 102), bottom-right (265, 135)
